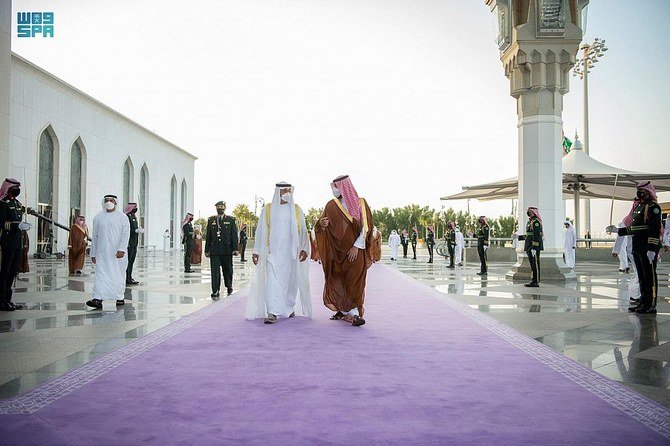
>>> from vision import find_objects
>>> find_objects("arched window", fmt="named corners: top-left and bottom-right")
top-left (69, 139), bottom-right (84, 224)
top-left (37, 126), bottom-right (59, 254)
top-left (123, 157), bottom-right (134, 207)
top-left (180, 179), bottom-right (187, 219)
top-left (170, 176), bottom-right (177, 248)
top-left (139, 164), bottom-right (149, 246)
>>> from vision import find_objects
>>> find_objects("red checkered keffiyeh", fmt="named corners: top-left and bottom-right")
top-left (333, 176), bottom-right (362, 221)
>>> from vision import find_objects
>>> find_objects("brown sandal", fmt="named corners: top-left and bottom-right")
top-left (352, 316), bottom-right (366, 327)
top-left (330, 311), bottom-right (344, 320)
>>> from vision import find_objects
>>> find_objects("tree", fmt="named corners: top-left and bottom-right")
top-left (194, 217), bottom-right (208, 240)
top-left (232, 204), bottom-right (259, 237)
top-left (305, 207), bottom-right (323, 229)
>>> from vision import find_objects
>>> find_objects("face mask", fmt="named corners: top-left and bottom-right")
top-left (217, 209), bottom-right (225, 215)
top-left (105, 201), bottom-right (116, 210)
top-left (130, 208), bottom-right (138, 214)
top-left (331, 186), bottom-right (341, 198)
top-left (281, 192), bottom-right (291, 202)
top-left (9, 188), bottom-right (20, 197)
top-left (527, 211), bottom-right (532, 217)
top-left (636, 191), bottom-right (647, 200)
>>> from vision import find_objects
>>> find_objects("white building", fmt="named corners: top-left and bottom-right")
top-left (1, 7), bottom-right (196, 254)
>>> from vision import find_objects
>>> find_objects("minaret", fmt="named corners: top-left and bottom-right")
top-left (0, 0), bottom-right (11, 180)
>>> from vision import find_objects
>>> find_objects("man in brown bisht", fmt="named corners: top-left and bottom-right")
top-left (315, 175), bottom-right (374, 327)
top-left (68, 216), bottom-right (88, 274)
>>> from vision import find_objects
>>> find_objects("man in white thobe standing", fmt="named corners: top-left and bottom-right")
top-left (86, 194), bottom-right (130, 310)
top-left (246, 182), bottom-right (312, 324)
top-left (388, 230), bottom-right (400, 261)
top-left (563, 220), bottom-right (577, 269)
top-left (455, 225), bottom-right (464, 266)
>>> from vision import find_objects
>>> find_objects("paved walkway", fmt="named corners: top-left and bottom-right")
top-left (0, 261), bottom-right (668, 445)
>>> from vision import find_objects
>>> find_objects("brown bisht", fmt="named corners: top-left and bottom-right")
top-left (68, 219), bottom-right (88, 273)
top-left (315, 198), bottom-right (374, 317)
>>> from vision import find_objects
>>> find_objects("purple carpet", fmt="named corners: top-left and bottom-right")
top-left (0, 263), bottom-right (668, 445)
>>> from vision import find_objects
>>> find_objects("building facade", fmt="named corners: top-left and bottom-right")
top-left (6, 53), bottom-right (196, 253)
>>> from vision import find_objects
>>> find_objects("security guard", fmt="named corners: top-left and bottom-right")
top-left (182, 212), bottom-right (195, 273)
top-left (476, 216), bottom-right (490, 275)
top-left (0, 178), bottom-right (32, 311)
top-left (618, 181), bottom-right (662, 314)
top-left (205, 201), bottom-right (238, 299)
top-left (521, 207), bottom-right (543, 287)
top-left (445, 222), bottom-right (456, 269)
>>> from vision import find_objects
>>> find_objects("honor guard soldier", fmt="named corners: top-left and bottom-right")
top-left (520, 207), bottom-right (543, 287)
top-left (0, 179), bottom-right (32, 311)
top-left (239, 224), bottom-right (248, 262)
top-left (182, 213), bottom-right (195, 273)
top-left (124, 203), bottom-right (142, 284)
top-left (410, 227), bottom-right (418, 259)
top-left (617, 181), bottom-right (662, 314)
top-left (476, 216), bottom-right (490, 275)
top-left (205, 201), bottom-right (239, 299)
top-left (445, 222), bottom-right (456, 269)
top-left (426, 226), bottom-right (435, 263)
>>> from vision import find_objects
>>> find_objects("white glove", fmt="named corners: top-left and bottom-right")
top-left (605, 225), bottom-right (617, 235)
top-left (483, 245), bottom-right (488, 251)
top-left (135, 227), bottom-right (145, 234)
top-left (18, 221), bottom-right (31, 231)
top-left (647, 251), bottom-right (656, 263)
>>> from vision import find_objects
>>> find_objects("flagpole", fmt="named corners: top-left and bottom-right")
top-left (609, 174), bottom-right (619, 227)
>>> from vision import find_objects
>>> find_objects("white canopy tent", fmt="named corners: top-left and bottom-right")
top-left (441, 147), bottom-right (670, 236)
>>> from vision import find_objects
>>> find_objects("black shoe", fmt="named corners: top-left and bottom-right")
top-left (628, 302), bottom-right (643, 313)
top-left (86, 299), bottom-right (103, 310)
top-left (289, 311), bottom-right (295, 318)
top-left (8, 302), bottom-right (23, 310)
top-left (352, 316), bottom-right (366, 327)
top-left (625, 268), bottom-right (630, 273)
top-left (116, 299), bottom-right (125, 306)
top-left (0, 302), bottom-right (15, 311)
top-left (227, 288), bottom-right (233, 296)
top-left (477, 271), bottom-right (487, 276)
top-left (126, 279), bottom-right (139, 285)
top-left (240, 259), bottom-right (247, 262)
top-left (524, 282), bottom-right (539, 288)
top-left (184, 270), bottom-right (195, 273)
top-left (636, 306), bottom-right (657, 314)
top-left (618, 269), bottom-right (625, 272)
top-left (264, 314), bottom-right (277, 324)
top-left (211, 292), bottom-right (220, 300)
top-left (330, 311), bottom-right (345, 320)
top-left (448, 265), bottom-right (455, 269)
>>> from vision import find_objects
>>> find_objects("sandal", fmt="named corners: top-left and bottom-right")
top-left (352, 316), bottom-right (366, 327)
top-left (330, 311), bottom-right (344, 320)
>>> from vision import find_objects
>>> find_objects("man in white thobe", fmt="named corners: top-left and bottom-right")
top-left (455, 225), bottom-right (464, 266)
top-left (563, 221), bottom-right (577, 269)
top-left (87, 195), bottom-right (130, 309)
top-left (388, 230), bottom-right (400, 261)
top-left (245, 182), bottom-right (311, 324)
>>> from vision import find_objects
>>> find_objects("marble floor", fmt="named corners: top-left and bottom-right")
top-left (0, 248), bottom-right (668, 408)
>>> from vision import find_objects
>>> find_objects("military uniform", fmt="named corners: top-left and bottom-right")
top-left (445, 227), bottom-right (456, 268)
top-left (618, 200), bottom-right (662, 312)
top-left (126, 211), bottom-right (139, 283)
top-left (239, 227), bottom-right (248, 262)
top-left (400, 233), bottom-right (409, 258)
top-left (410, 231), bottom-right (418, 259)
top-left (182, 220), bottom-right (195, 272)
top-left (0, 196), bottom-right (25, 311)
top-left (205, 212), bottom-right (238, 296)
top-left (426, 229), bottom-right (435, 263)
top-left (522, 216), bottom-right (543, 285)
top-left (476, 223), bottom-right (490, 274)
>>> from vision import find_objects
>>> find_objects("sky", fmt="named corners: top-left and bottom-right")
top-left (10, 0), bottom-right (670, 235)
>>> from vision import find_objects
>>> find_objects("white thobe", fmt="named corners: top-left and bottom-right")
top-left (612, 234), bottom-right (630, 271)
top-left (90, 210), bottom-right (130, 301)
top-left (246, 203), bottom-right (311, 319)
top-left (455, 230), bottom-right (464, 265)
top-left (163, 233), bottom-right (170, 252)
top-left (564, 226), bottom-right (577, 268)
top-left (388, 233), bottom-right (400, 259)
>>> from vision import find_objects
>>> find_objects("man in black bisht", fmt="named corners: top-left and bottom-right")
top-left (0, 178), bottom-right (32, 311)
top-left (182, 213), bottom-right (195, 273)
top-left (205, 201), bottom-right (239, 299)
top-left (124, 203), bottom-right (143, 285)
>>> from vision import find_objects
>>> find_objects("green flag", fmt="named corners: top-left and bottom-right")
top-left (562, 136), bottom-right (572, 155)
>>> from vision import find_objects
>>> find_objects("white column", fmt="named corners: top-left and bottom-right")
top-left (0, 0), bottom-right (11, 181)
